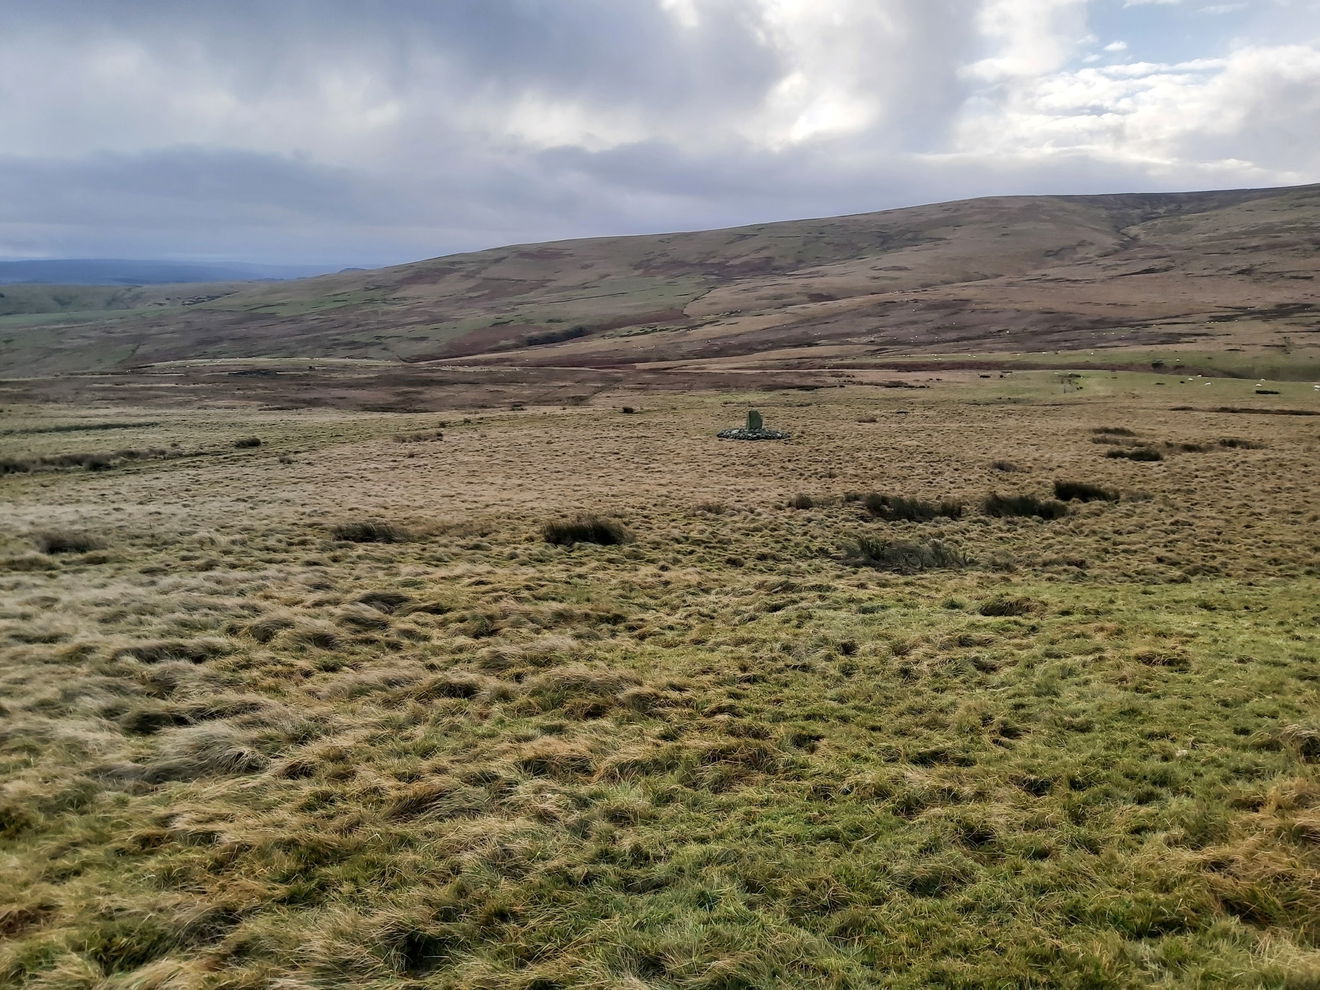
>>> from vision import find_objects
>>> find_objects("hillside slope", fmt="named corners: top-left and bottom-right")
top-left (2, 184), bottom-right (1317, 378)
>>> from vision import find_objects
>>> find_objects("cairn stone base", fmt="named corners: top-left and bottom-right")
top-left (716, 428), bottom-right (792, 441)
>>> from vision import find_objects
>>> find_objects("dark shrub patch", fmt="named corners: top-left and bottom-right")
top-left (789, 494), bottom-right (816, 510)
top-left (331, 520), bottom-right (409, 543)
top-left (981, 493), bottom-right (1069, 520)
top-left (1106, 447), bottom-right (1163, 462)
top-left (1091, 426), bottom-right (1136, 436)
top-left (33, 530), bottom-right (105, 554)
top-left (233, 436), bottom-right (262, 448)
top-left (1218, 437), bottom-right (1265, 449)
top-left (863, 493), bottom-right (963, 522)
top-left (990, 460), bottom-right (1022, 472)
top-left (526, 325), bottom-right (589, 347)
top-left (845, 537), bottom-right (971, 573)
top-left (1053, 480), bottom-right (1120, 503)
top-left (542, 515), bottom-right (631, 547)
top-left (394, 430), bottom-right (444, 443)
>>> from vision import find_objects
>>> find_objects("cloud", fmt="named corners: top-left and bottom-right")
top-left (0, 0), bottom-right (1315, 264)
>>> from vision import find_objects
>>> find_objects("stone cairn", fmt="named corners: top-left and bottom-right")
top-left (717, 409), bottom-right (791, 441)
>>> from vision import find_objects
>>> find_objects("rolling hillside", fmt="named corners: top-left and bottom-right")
top-left (2, 184), bottom-right (1317, 380)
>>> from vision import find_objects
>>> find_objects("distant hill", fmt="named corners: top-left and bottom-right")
top-left (2, 184), bottom-right (1318, 378)
top-left (0, 259), bottom-right (335, 286)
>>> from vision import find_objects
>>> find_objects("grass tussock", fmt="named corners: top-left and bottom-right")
top-left (330, 519), bottom-right (410, 543)
top-left (845, 536), bottom-right (972, 572)
top-left (542, 514), bottom-right (632, 546)
top-left (863, 493), bottom-right (964, 522)
top-left (233, 436), bottom-right (262, 448)
top-left (1053, 479), bottom-right (1120, 502)
top-left (978, 595), bottom-right (1042, 617)
top-left (981, 492), bottom-right (1069, 519)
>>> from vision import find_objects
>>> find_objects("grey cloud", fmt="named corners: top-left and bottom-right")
top-left (0, 1), bottom-right (1316, 264)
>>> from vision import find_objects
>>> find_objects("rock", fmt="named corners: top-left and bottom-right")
top-left (716, 428), bottom-right (792, 441)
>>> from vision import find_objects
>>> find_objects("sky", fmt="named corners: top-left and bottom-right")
top-left (2, 0), bottom-right (1318, 268)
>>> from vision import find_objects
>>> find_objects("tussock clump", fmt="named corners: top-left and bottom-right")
top-left (513, 739), bottom-right (596, 778)
top-left (385, 776), bottom-right (488, 820)
top-left (788, 493), bottom-right (816, 509)
top-left (233, 436), bottom-right (262, 448)
top-left (1218, 437), bottom-right (1266, 449)
top-left (1106, 447), bottom-right (1163, 462)
top-left (1279, 724), bottom-right (1320, 763)
top-left (1053, 480), bottom-right (1120, 503)
top-left (982, 493), bottom-right (1069, 519)
top-left (243, 612), bottom-right (297, 643)
top-left (978, 595), bottom-right (1041, 617)
top-left (356, 590), bottom-right (414, 613)
top-left (282, 619), bottom-right (340, 650)
top-left (140, 725), bottom-right (269, 783)
top-left (116, 638), bottom-right (232, 664)
top-left (33, 529), bottom-right (106, 555)
top-left (336, 603), bottom-right (391, 630)
top-left (1092, 426), bottom-right (1136, 436)
top-left (413, 672), bottom-right (490, 701)
top-left (330, 519), bottom-right (409, 543)
top-left (863, 493), bottom-right (963, 522)
top-left (845, 537), bottom-right (972, 573)
top-left (520, 664), bottom-right (643, 716)
top-left (990, 460), bottom-right (1023, 472)
top-left (542, 514), bottom-right (631, 546)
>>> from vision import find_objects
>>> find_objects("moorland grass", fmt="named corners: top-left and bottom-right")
top-left (0, 384), bottom-right (1317, 989)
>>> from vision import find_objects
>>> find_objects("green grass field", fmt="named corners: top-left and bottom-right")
top-left (1, 378), bottom-right (1317, 988)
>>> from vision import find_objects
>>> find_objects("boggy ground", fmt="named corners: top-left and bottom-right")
top-left (1, 375), bottom-right (1318, 989)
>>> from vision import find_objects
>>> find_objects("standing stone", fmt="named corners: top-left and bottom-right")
top-left (747, 410), bottom-right (763, 431)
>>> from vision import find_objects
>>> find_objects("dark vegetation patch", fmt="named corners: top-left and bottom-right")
top-left (1211, 407), bottom-right (1320, 416)
top-left (1218, 437), bottom-right (1266, 449)
top-left (1106, 447), bottom-right (1164, 462)
top-left (845, 537), bottom-right (972, 573)
top-left (526, 325), bottom-right (589, 346)
top-left (232, 436), bottom-right (262, 448)
top-left (330, 520), bottom-right (411, 543)
top-left (978, 595), bottom-right (1042, 617)
top-left (0, 421), bottom-right (160, 437)
top-left (542, 515), bottom-right (632, 547)
top-left (863, 493), bottom-right (964, 522)
top-left (394, 429), bottom-right (444, 443)
top-left (981, 493), bottom-right (1069, 519)
top-left (32, 530), bottom-right (105, 554)
top-left (1053, 480), bottom-right (1120, 502)
top-left (0, 447), bottom-right (183, 474)
top-left (990, 460), bottom-right (1023, 472)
